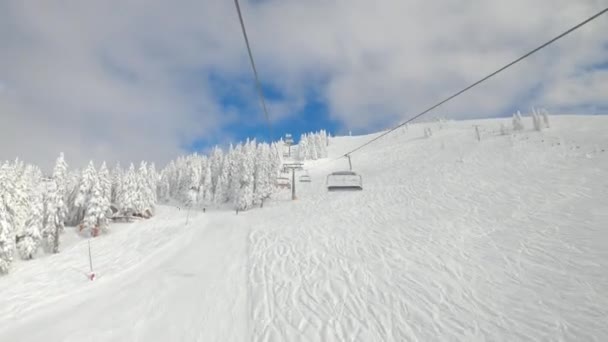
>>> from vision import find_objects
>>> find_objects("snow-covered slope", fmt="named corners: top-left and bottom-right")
top-left (248, 115), bottom-right (608, 341)
top-left (1, 115), bottom-right (607, 341)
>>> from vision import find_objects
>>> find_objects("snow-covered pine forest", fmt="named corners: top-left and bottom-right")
top-left (158, 139), bottom-right (283, 210)
top-left (296, 130), bottom-right (330, 160)
top-left (0, 130), bottom-right (329, 274)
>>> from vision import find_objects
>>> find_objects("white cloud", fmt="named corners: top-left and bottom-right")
top-left (246, 0), bottom-right (608, 131)
top-left (0, 0), bottom-right (243, 170)
top-left (542, 69), bottom-right (608, 109)
top-left (1, 0), bottom-right (606, 169)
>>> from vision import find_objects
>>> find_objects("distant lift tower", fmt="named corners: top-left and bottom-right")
top-left (282, 162), bottom-right (303, 200)
top-left (284, 133), bottom-right (294, 157)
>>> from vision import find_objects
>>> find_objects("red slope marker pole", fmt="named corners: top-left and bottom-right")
top-left (88, 240), bottom-right (95, 281)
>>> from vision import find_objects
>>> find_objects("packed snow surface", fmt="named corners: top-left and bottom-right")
top-left (1, 115), bottom-right (607, 341)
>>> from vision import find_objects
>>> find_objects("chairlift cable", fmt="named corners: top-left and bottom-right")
top-left (338, 7), bottom-right (608, 158)
top-left (234, 0), bottom-right (274, 141)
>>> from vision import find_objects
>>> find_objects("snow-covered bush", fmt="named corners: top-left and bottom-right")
top-left (541, 109), bottom-right (550, 128)
top-left (531, 107), bottom-right (551, 131)
top-left (531, 108), bottom-right (542, 131)
top-left (424, 127), bottom-right (433, 138)
top-left (512, 111), bottom-right (524, 131)
top-left (500, 123), bottom-right (509, 135)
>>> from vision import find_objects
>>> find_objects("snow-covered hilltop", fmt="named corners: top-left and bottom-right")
top-left (0, 115), bottom-right (607, 341)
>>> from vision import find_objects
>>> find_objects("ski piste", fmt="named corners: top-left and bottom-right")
top-left (1, 115), bottom-right (607, 341)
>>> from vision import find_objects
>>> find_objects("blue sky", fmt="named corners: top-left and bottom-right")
top-left (185, 93), bottom-right (341, 151)
top-left (187, 73), bottom-right (341, 150)
top-left (1, 0), bottom-right (607, 169)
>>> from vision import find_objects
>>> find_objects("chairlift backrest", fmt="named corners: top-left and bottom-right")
top-left (326, 170), bottom-right (363, 191)
top-left (276, 176), bottom-right (292, 189)
top-left (299, 174), bottom-right (311, 182)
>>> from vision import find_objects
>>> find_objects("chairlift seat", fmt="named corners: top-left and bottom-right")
top-left (326, 171), bottom-right (363, 191)
top-left (299, 174), bottom-right (311, 182)
top-left (276, 177), bottom-right (292, 189)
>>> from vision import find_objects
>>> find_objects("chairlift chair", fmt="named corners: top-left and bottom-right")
top-left (326, 171), bottom-right (363, 191)
top-left (299, 171), bottom-right (311, 182)
top-left (276, 176), bottom-right (291, 189)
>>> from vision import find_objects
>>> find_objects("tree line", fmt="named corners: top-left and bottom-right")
top-left (0, 130), bottom-right (330, 274)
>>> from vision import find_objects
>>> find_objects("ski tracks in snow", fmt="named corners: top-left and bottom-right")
top-left (248, 121), bottom-right (608, 341)
top-left (0, 117), bottom-right (606, 341)
top-left (0, 210), bottom-right (251, 342)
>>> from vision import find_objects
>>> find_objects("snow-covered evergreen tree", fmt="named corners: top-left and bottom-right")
top-left (194, 157), bottom-right (206, 206)
top-left (298, 134), bottom-right (308, 161)
top-left (52, 153), bottom-right (68, 201)
top-left (309, 134), bottom-right (319, 160)
top-left (235, 140), bottom-right (255, 210)
top-left (99, 162), bottom-right (112, 205)
top-left (157, 169), bottom-right (170, 203)
top-left (0, 204), bottom-right (13, 273)
top-left (119, 164), bottom-right (138, 216)
top-left (270, 142), bottom-right (282, 181)
top-left (202, 163), bottom-right (213, 204)
top-left (64, 169), bottom-right (82, 226)
top-left (19, 190), bottom-right (42, 260)
top-left (314, 134), bottom-right (325, 158)
top-left (50, 154), bottom-right (69, 232)
top-left (227, 144), bottom-right (241, 204)
top-left (82, 177), bottom-right (108, 236)
top-left (322, 129), bottom-right (329, 148)
top-left (157, 161), bottom-right (174, 202)
top-left (111, 163), bottom-right (123, 205)
top-left (0, 162), bottom-right (16, 273)
top-left (137, 161), bottom-right (155, 216)
top-left (147, 163), bottom-right (158, 205)
top-left (184, 157), bottom-right (200, 205)
top-left (253, 143), bottom-right (273, 205)
top-left (209, 147), bottom-right (223, 196)
top-left (12, 166), bottom-right (30, 253)
top-left (42, 180), bottom-right (64, 253)
top-left (214, 158), bottom-right (229, 204)
top-left (74, 161), bottom-right (97, 224)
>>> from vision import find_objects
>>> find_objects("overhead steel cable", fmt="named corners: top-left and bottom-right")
top-left (234, 0), bottom-right (273, 141)
top-left (339, 7), bottom-right (608, 158)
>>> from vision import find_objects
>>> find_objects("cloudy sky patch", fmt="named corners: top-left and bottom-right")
top-left (1, 0), bottom-right (606, 170)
